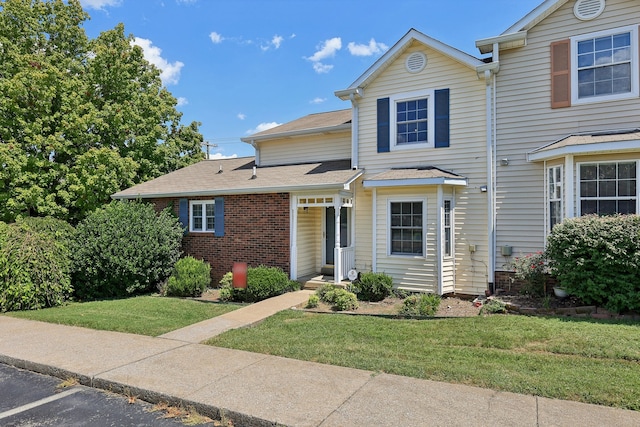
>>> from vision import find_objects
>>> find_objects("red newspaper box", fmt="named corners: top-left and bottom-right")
top-left (232, 262), bottom-right (247, 288)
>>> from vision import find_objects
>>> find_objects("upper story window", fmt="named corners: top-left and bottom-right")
top-left (579, 161), bottom-right (637, 215)
top-left (389, 90), bottom-right (434, 150)
top-left (190, 200), bottom-right (215, 232)
top-left (571, 26), bottom-right (639, 105)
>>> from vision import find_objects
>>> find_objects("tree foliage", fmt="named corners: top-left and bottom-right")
top-left (0, 0), bottom-right (204, 223)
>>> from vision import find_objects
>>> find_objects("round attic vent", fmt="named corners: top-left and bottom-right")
top-left (574, 0), bottom-right (605, 21)
top-left (405, 52), bottom-right (427, 73)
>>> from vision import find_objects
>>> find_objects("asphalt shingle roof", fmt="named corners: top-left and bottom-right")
top-left (112, 157), bottom-right (362, 199)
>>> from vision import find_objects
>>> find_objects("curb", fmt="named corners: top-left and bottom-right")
top-left (0, 356), bottom-right (286, 427)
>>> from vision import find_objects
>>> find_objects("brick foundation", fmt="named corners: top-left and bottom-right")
top-left (494, 270), bottom-right (558, 295)
top-left (148, 193), bottom-right (290, 284)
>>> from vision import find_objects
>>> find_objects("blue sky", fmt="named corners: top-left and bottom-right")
top-left (79, 0), bottom-right (543, 159)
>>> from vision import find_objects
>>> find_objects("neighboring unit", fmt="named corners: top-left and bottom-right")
top-left (113, 0), bottom-right (640, 296)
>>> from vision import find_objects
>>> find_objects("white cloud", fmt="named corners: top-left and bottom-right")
top-left (306, 37), bottom-right (341, 74)
top-left (177, 97), bottom-right (188, 106)
top-left (132, 37), bottom-right (184, 86)
top-left (312, 62), bottom-right (333, 74)
top-left (207, 153), bottom-right (238, 160)
top-left (247, 122), bottom-right (281, 134)
top-left (209, 32), bottom-right (224, 44)
top-left (237, 113), bottom-right (246, 120)
top-left (347, 38), bottom-right (389, 56)
top-left (271, 35), bottom-right (284, 49)
top-left (310, 97), bottom-right (326, 104)
top-left (307, 37), bottom-right (342, 62)
top-left (80, 0), bottom-right (121, 10)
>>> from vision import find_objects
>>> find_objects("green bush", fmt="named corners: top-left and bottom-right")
top-left (0, 217), bottom-right (75, 311)
top-left (306, 294), bottom-right (319, 308)
top-left (219, 272), bottom-right (233, 288)
top-left (353, 271), bottom-right (393, 302)
top-left (164, 256), bottom-right (211, 297)
top-left (219, 284), bottom-right (233, 302)
top-left (479, 299), bottom-right (507, 315)
top-left (510, 252), bottom-right (548, 296)
top-left (325, 288), bottom-right (358, 311)
top-left (316, 283), bottom-right (338, 302)
top-left (222, 265), bottom-right (300, 303)
top-left (546, 214), bottom-right (640, 313)
top-left (71, 201), bottom-right (183, 299)
top-left (399, 293), bottom-right (441, 316)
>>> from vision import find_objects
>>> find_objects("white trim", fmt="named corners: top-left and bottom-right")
top-left (290, 197), bottom-right (297, 280)
top-left (528, 139), bottom-right (640, 162)
top-left (565, 155), bottom-right (575, 218)
top-left (437, 187), bottom-right (443, 295)
top-left (389, 89), bottom-right (434, 151)
top-left (363, 177), bottom-right (467, 188)
top-left (189, 199), bottom-right (215, 233)
top-left (570, 25), bottom-right (639, 106)
top-left (443, 198), bottom-right (454, 260)
top-left (372, 188), bottom-right (377, 272)
top-left (386, 197), bottom-right (428, 258)
top-left (240, 123), bottom-right (351, 143)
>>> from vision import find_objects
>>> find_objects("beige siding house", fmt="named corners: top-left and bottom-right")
top-left (477, 0), bottom-right (640, 288)
top-left (114, 0), bottom-right (640, 296)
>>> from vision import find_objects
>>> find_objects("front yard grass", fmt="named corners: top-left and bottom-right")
top-left (206, 310), bottom-right (640, 410)
top-left (6, 296), bottom-right (239, 336)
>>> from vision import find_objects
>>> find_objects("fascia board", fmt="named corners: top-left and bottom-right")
top-left (363, 177), bottom-right (468, 188)
top-left (527, 139), bottom-right (640, 162)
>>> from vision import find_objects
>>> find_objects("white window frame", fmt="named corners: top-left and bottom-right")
top-left (548, 165), bottom-right (563, 231)
top-left (570, 25), bottom-right (639, 105)
top-left (443, 199), bottom-right (453, 258)
top-left (389, 89), bottom-right (434, 151)
top-left (577, 160), bottom-right (638, 216)
top-left (189, 200), bottom-right (215, 233)
top-left (387, 197), bottom-right (427, 257)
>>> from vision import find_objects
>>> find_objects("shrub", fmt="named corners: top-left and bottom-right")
top-left (353, 271), bottom-right (393, 302)
top-left (219, 272), bottom-right (233, 288)
top-left (479, 299), bottom-right (507, 315)
top-left (163, 256), bottom-right (211, 297)
top-left (306, 294), bottom-right (319, 308)
top-left (0, 217), bottom-right (75, 311)
top-left (510, 252), bottom-right (548, 296)
top-left (546, 214), bottom-right (640, 313)
top-left (316, 283), bottom-right (338, 302)
top-left (399, 293), bottom-right (441, 316)
top-left (71, 201), bottom-right (183, 299)
top-left (219, 284), bottom-right (233, 302)
top-left (325, 288), bottom-right (358, 311)
top-left (221, 265), bottom-right (300, 303)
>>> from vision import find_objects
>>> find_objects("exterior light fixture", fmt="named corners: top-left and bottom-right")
top-left (480, 185), bottom-right (488, 192)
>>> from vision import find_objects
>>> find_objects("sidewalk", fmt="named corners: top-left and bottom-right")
top-left (0, 292), bottom-right (639, 426)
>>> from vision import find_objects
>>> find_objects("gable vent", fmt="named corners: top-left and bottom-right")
top-left (405, 52), bottom-right (427, 73)
top-left (574, 0), bottom-right (605, 21)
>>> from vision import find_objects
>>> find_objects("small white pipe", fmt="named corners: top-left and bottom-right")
top-left (350, 93), bottom-right (359, 170)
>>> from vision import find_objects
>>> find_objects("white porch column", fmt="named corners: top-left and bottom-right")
top-left (334, 200), bottom-right (341, 284)
top-left (290, 196), bottom-right (298, 280)
top-left (565, 155), bottom-right (575, 218)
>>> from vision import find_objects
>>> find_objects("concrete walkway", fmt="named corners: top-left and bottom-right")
top-left (1, 293), bottom-right (639, 426)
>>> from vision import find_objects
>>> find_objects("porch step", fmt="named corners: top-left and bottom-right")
top-left (299, 274), bottom-right (349, 290)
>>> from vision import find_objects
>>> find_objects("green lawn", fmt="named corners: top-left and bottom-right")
top-left (7, 296), bottom-right (239, 336)
top-left (206, 310), bottom-right (640, 410)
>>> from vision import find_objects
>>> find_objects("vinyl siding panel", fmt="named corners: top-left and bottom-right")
top-left (354, 183), bottom-right (373, 272)
top-left (356, 41), bottom-right (489, 295)
top-left (259, 132), bottom-right (350, 166)
top-left (494, 0), bottom-right (640, 265)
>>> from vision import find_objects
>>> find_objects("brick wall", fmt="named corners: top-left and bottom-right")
top-left (147, 193), bottom-right (290, 283)
top-left (495, 270), bottom-right (558, 295)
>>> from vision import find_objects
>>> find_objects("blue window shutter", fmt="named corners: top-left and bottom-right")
top-left (434, 89), bottom-right (450, 148)
top-left (377, 97), bottom-right (390, 153)
top-left (214, 197), bottom-right (225, 237)
top-left (178, 198), bottom-right (188, 234)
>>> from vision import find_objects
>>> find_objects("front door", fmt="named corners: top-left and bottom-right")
top-left (325, 207), bottom-right (348, 265)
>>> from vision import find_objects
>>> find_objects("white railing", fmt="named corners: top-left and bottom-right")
top-left (335, 246), bottom-right (355, 281)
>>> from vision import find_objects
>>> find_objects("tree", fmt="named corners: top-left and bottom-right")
top-left (0, 0), bottom-right (204, 223)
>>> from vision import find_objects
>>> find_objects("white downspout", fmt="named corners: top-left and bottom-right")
top-left (491, 44), bottom-right (499, 291)
top-left (485, 70), bottom-right (495, 292)
top-left (349, 93), bottom-right (359, 170)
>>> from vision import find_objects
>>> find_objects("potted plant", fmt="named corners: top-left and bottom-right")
top-left (553, 286), bottom-right (568, 298)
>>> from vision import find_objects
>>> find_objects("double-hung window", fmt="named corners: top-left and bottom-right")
top-left (548, 166), bottom-right (563, 229)
top-left (571, 25), bottom-right (639, 104)
top-left (579, 161), bottom-right (637, 215)
top-left (390, 201), bottom-right (424, 256)
top-left (190, 200), bottom-right (215, 232)
top-left (390, 90), bottom-right (434, 149)
top-left (443, 200), bottom-right (452, 257)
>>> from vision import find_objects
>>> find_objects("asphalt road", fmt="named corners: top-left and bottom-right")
top-left (0, 363), bottom-right (212, 426)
